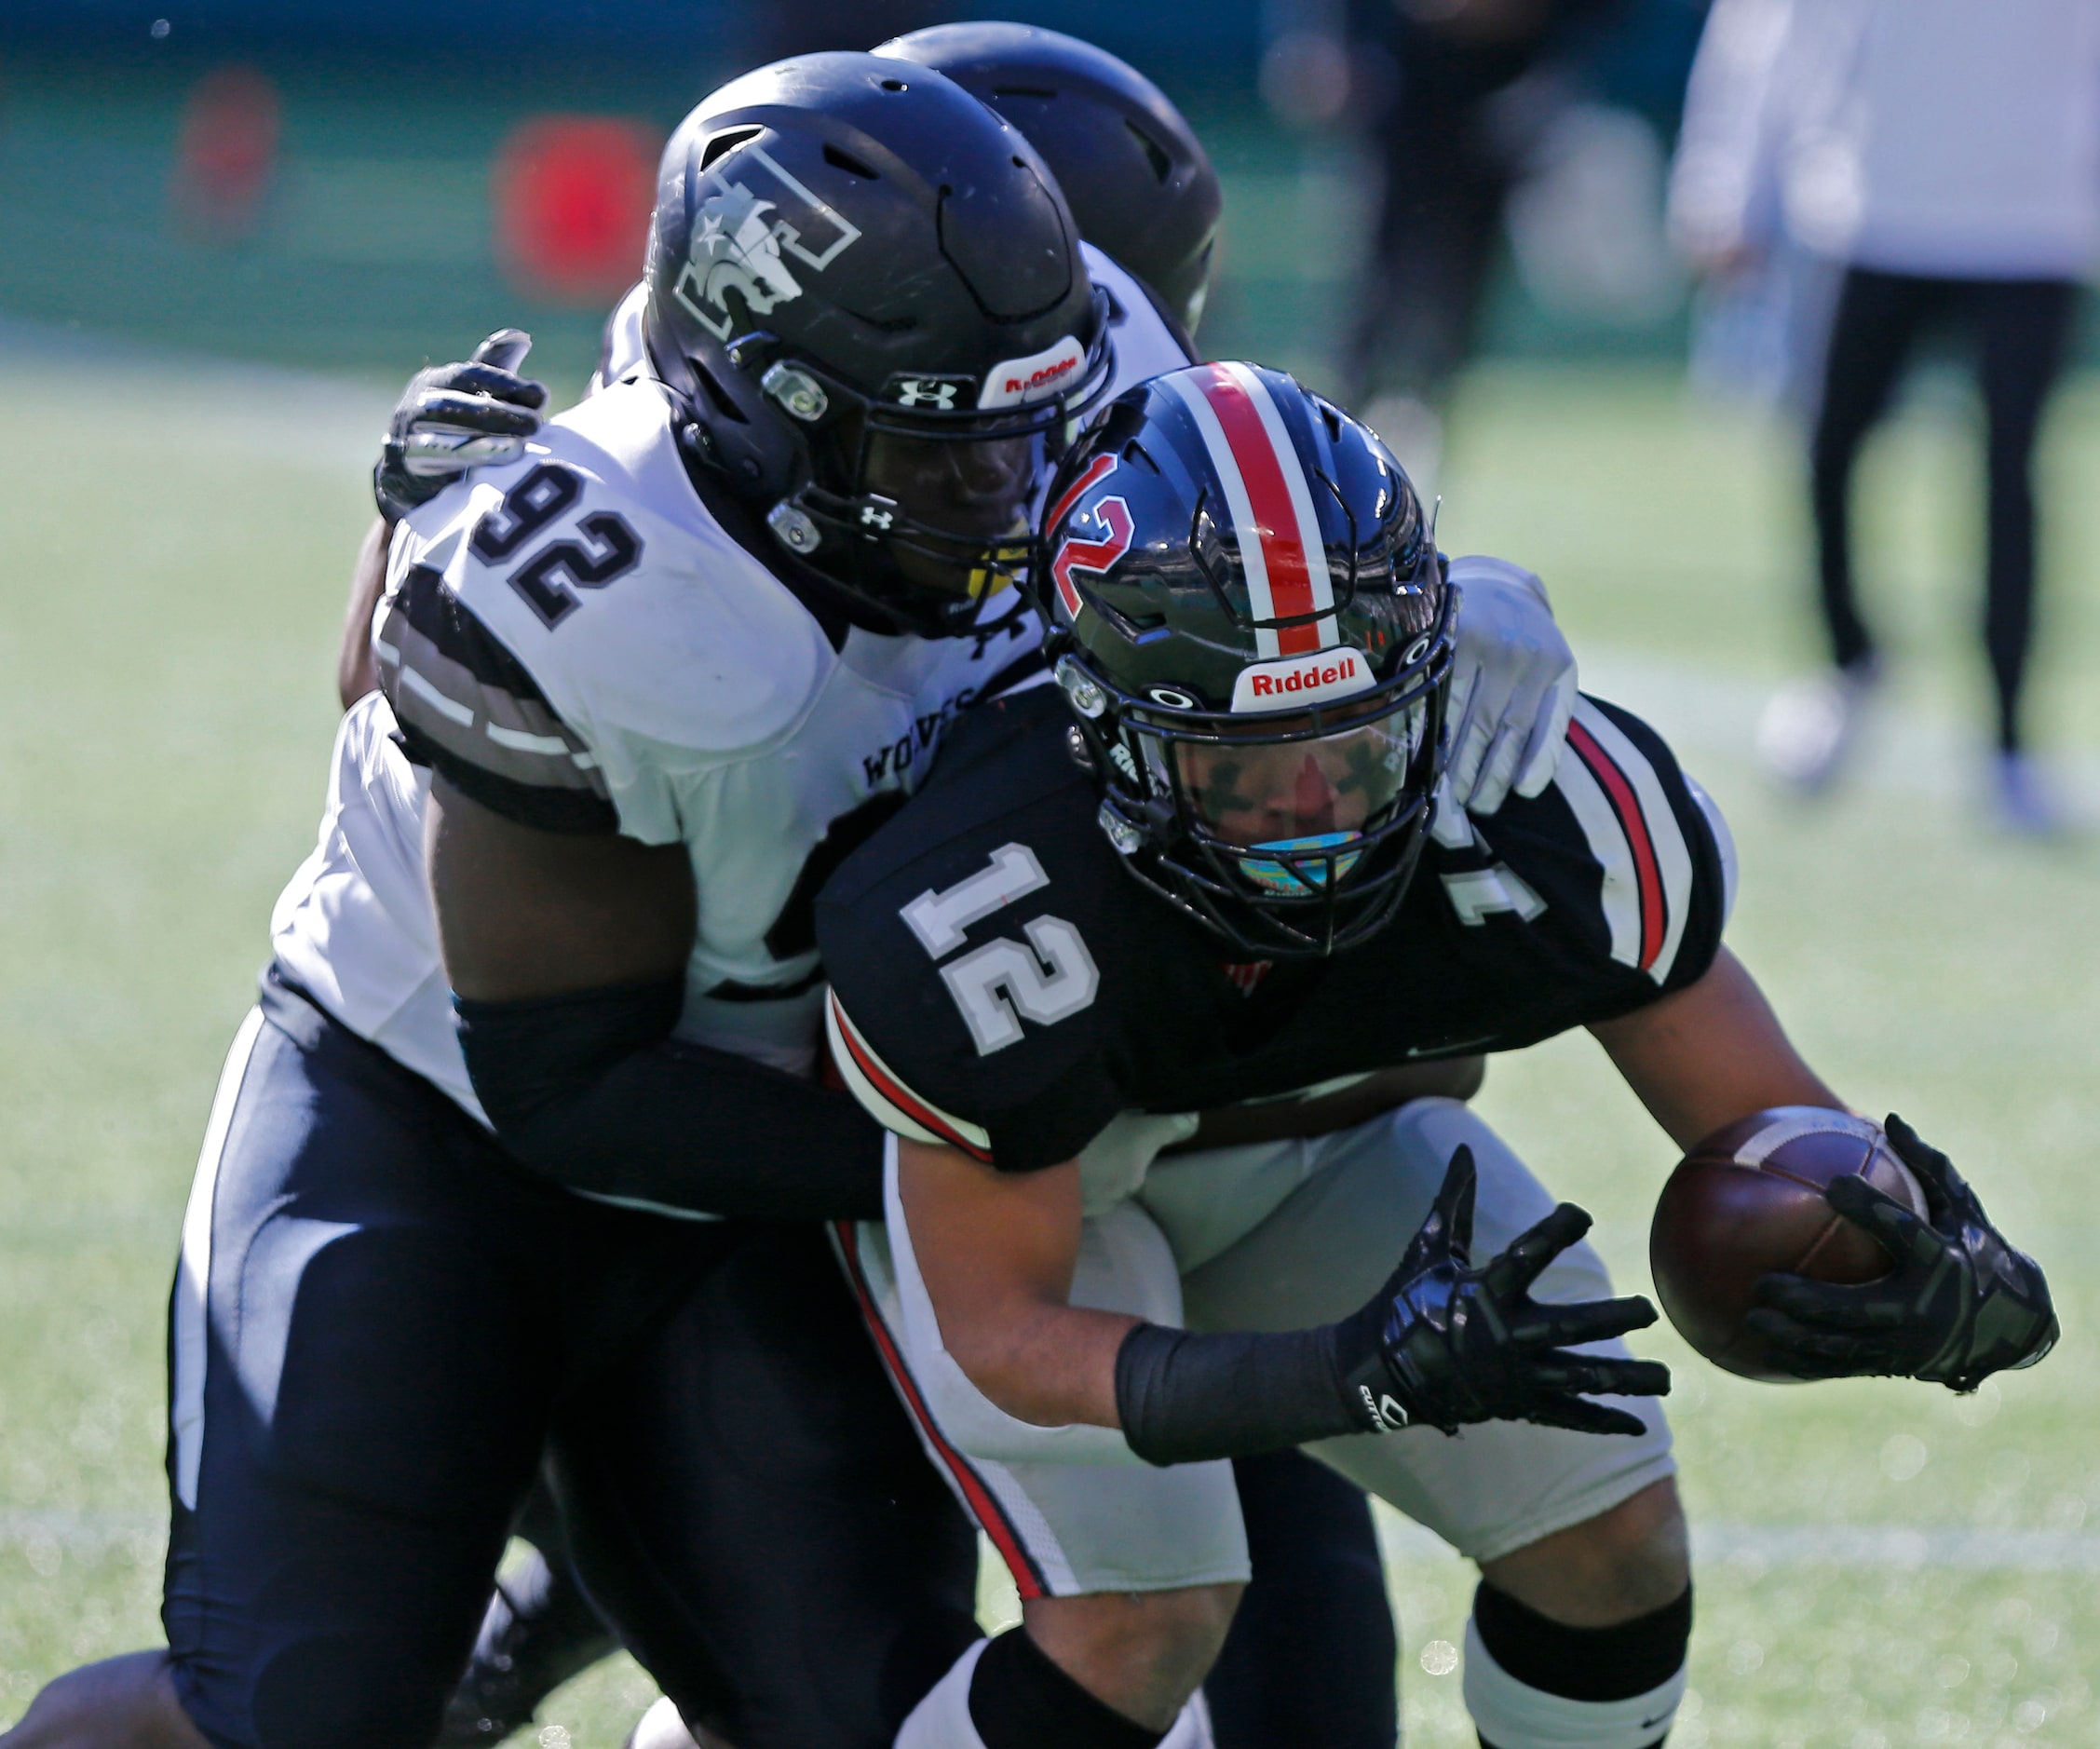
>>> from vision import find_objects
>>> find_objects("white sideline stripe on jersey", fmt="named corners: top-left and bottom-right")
top-left (484, 723), bottom-right (575, 756)
top-left (1685, 773), bottom-right (1737, 927)
top-left (1163, 372), bottom-right (1285, 658)
top-left (384, 637), bottom-right (600, 770)
top-left (1552, 752), bottom-right (1642, 971)
top-left (172, 1007), bottom-right (267, 1512)
top-left (1572, 698), bottom-right (1697, 984)
top-left (570, 1186), bottom-right (723, 1222)
top-left (825, 993), bottom-right (993, 1158)
top-left (1217, 360), bottom-right (1337, 643)
top-left (396, 662), bottom-right (475, 727)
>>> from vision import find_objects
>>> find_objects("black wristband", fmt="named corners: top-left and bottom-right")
top-left (1112, 1322), bottom-right (1379, 1467)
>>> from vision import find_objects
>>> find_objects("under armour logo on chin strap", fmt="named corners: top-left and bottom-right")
top-left (860, 504), bottom-right (896, 530)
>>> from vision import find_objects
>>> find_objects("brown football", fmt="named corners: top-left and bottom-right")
top-left (1649, 1107), bottom-right (1929, 1381)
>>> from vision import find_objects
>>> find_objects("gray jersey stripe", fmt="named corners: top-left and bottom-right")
top-left (380, 607), bottom-right (611, 800)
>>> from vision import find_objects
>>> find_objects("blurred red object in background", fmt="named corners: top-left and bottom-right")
top-left (495, 115), bottom-right (660, 303)
top-left (171, 65), bottom-right (281, 242)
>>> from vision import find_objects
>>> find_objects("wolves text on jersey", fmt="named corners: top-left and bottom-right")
top-left (860, 688), bottom-right (980, 788)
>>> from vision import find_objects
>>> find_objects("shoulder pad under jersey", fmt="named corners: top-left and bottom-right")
top-left (380, 379), bottom-right (833, 843)
top-left (818, 688), bottom-right (1132, 1171)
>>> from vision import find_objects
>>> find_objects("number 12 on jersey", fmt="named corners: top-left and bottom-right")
top-left (899, 844), bottom-right (1099, 1055)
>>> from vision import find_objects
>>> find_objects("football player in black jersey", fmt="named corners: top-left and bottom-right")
top-left (812, 363), bottom-right (2058, 1749)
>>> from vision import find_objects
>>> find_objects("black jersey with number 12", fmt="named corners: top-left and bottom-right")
top-left (816, 685), bottom-right (1733, 1173)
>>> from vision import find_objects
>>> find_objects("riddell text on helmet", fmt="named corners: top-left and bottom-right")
top-left (1005, 356), bottom-right (1077, 396)
top-left (1230, 647), bottom-right (1372, 712)
top-left (977, 335), bottom-right (1086, 409)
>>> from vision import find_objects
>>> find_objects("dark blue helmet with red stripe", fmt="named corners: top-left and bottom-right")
top-left (1036, 361), bottom-right (1453, 957)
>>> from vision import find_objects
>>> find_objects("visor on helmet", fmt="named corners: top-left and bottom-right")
top-left (1172, 698), bottom-right (1429, 895)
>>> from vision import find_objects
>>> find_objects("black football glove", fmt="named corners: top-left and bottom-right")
top-left (1744, 1115), bottom-right (2058, 1391)
top-left (373, 329), bottom-right (547, 522)
top-left (1335, 1146), bottom-right (1670, 1437)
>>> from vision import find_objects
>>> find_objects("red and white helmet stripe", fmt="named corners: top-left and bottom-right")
top-left (1162, 362), bottom-right (1336, 658)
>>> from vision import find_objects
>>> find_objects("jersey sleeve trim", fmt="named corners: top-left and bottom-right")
top-left (1684, 773), bottom-right (1738, 928)
top-left (1558, 698), bottom-right (1699, 984)
top-left (376, 563), bottom-right (618, 834)
top-left (826, 991), bottom-right (994, 1163)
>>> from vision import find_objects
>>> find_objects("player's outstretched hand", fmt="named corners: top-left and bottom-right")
top-left (1745, 1116), bottom-right (2058, 1391)
top-left (1443, 557), bottom-right (1578, 816)
top-left (1336, 1146), bottom-right (1669, 1437)
top-left (373, 330), bottom-right (548, 522)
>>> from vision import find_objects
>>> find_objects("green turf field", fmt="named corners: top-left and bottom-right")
top-left (1, 337), bottom-right (2095, 1744)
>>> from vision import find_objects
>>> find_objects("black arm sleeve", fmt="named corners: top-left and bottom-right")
top-left (455, 976), bottom-right (886, 1221)
top-left (1114, 1320), bottom-right (1379, 1467)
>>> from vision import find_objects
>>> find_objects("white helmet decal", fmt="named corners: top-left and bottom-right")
top-left (1229, 647), bottom-right (1375, 714)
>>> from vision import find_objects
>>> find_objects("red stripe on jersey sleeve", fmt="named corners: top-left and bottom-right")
top-left (1568, 718), bottom-right (1665, 971)
top-left (831, 995), bottom-right (996, 1165)
top-left (832, 1220), bottom-right (1050, 1600)
top-left (1195, 365), bottom-right (1321, 656)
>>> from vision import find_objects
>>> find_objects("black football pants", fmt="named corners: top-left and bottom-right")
top-left (1809, 266), bottom-right (2079, 751)
top-left (165, 970), bottom-right (978, 1749)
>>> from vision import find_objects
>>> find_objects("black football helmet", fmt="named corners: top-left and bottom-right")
top-left (873, 22), bottom-right (1223, 335)
top-left (644, 51), bottom-right (1116, 636)
top-left (1038, 361), bottom-right (1453, 957)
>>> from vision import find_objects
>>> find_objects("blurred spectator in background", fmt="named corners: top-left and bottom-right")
top-left (494, 115), bottom-right (660, 304)
top-left (1268, 0), bottom-right (1631, 485)
top-left (1676, 0), bottom-right (2100, 828)
top-left (1668, 0), bottom-right (1841, 416)
top-left (169, 65), bottom-right (280, 243)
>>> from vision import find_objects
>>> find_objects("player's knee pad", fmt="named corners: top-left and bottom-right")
top-left (1460, 1581), bottom-right (1691, 1749)
top-left (895, 1629), bottom-right (1212, 1749)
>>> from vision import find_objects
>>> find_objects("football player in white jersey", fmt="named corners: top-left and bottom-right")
top-left (3, 48), bottom-right (1584, 1749)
